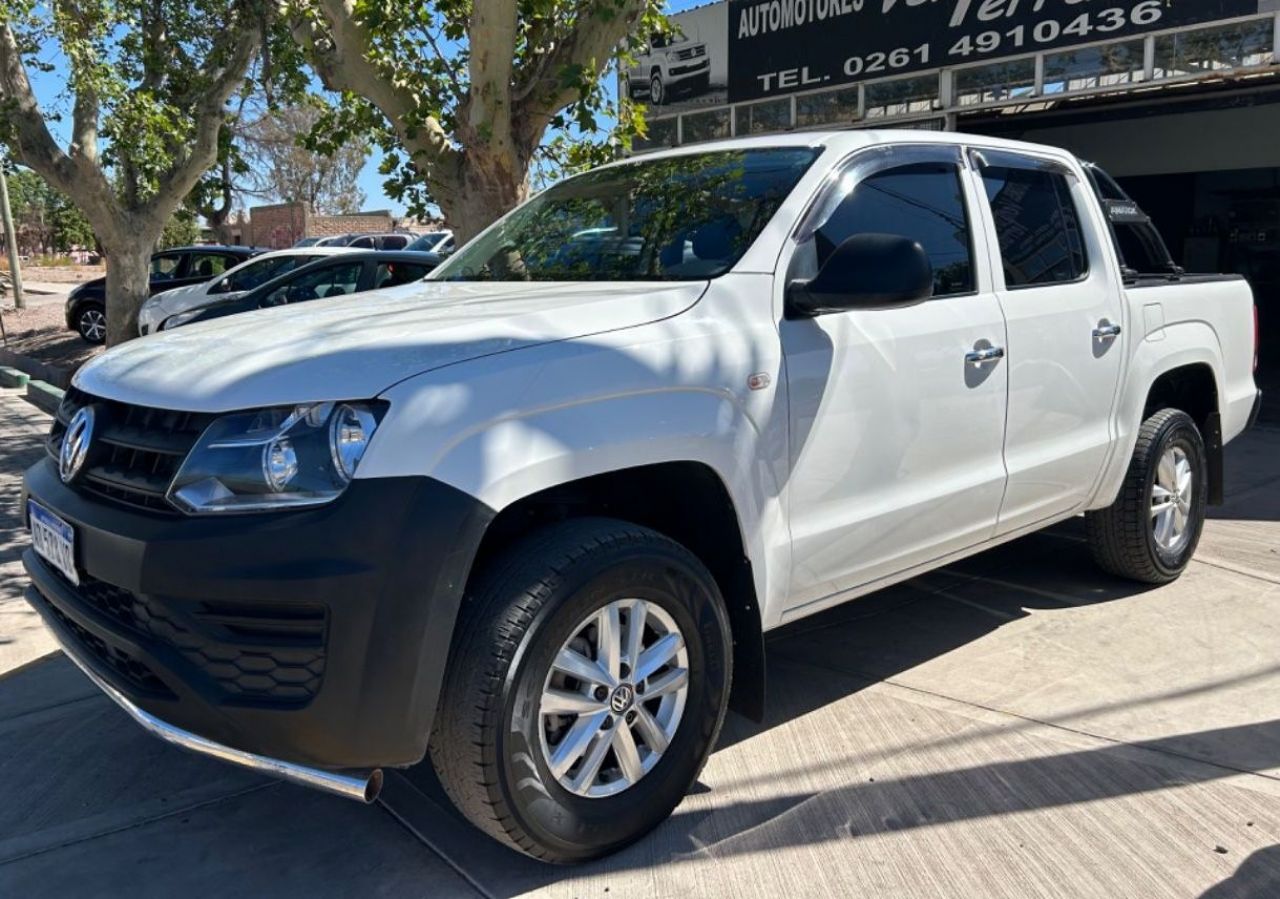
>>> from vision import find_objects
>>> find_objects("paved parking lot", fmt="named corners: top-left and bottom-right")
top-left (1, 387), bottom-right (1278, 897)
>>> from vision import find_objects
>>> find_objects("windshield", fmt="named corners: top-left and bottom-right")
top-left (408, 232), bottom-right (448, 252)
top-left (433, 148), bottom-right (820, 282)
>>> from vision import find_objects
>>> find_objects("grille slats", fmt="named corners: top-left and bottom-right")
top-left (48, 387), bottom-right (216, 514)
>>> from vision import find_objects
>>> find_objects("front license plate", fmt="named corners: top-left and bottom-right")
top-left (28, 501), bottom-right (79, 586)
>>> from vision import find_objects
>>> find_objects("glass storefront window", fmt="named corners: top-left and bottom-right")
top-left (682, 108), bottom-right (732, 144)
top-left (955, 58), bottom-right (1036, 107)
top-left (1044, 41), bottom-right (1144, 93)
top-left (635, 116), bottom-right (679, 151)
top-left (735, 98), bottom-right (792, 135)
top-left (795, 85), bottom-right (861, 128)
top-left (865, 74), bottom-right (939, 119)
top-left (1154, 19), bottom-right (1274, 79)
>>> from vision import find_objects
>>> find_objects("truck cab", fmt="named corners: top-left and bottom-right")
top-left (23, 131), bottom-right (1261, 863)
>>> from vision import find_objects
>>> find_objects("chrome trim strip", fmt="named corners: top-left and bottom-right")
top-left (53, 629), bottom-right (383, 804)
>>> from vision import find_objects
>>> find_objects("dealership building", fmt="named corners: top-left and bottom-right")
top-left (631, 1), bottom-right (1280, 376)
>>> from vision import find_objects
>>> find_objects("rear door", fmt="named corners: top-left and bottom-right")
top-left (968, 148), bottom-right (1125, 534)
top-left (781, 145), bottom-right (1010, 610)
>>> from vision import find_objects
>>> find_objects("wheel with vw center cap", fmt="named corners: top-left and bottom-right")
top-left (1086, 408), bottom-right (1207, 584)
top-left (430, 518), bottom-right (732, 862)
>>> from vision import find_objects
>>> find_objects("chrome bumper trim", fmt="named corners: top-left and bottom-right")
top-left (53, 627), bottom-right (383, 804)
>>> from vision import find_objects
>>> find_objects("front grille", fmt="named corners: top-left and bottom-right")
top-left (674, 45), bottom-right (706, 60)
top-left (57, 569), bottom-right (327, 706)
top-left (48, 387), bottom-right (216, 513)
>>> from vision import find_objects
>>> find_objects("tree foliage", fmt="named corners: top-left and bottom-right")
top-left (0, 0), bottom-right (272, 342)
top-left (4, 167), bottom-right (95, 254)
top-left (243, 102), bottom-right (368, 214)
top-left (286, 0), bottom-right (665, 241)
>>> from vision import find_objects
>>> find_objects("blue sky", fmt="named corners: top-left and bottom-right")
top-left (23, 0), bottom-right (709, 218)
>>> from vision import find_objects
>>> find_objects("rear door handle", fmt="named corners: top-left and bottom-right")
top-left (1093, 320), bottom-right (1122, 341)
top-left (965, 345), bottom-right (1005, 367)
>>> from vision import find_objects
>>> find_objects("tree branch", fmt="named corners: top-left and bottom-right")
top-left (297, 0), bottom-right (460, 178)
top-left (465, 0), bottom-right (518, 151)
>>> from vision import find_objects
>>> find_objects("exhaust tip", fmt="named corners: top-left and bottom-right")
top-left (364, 768), bottom-right (385, 803)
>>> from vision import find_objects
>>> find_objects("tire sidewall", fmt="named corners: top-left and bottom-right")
top-left (496, 543), bottom-right (730, 860)
top-left (1144, 413), bottom-right (1207, 577)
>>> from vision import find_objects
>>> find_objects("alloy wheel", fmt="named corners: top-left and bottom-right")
top-left (1151, 445), bottom-right (1194, 552)
top-left (79, 308), bottom-right (106, 342)
top-left (538, 598), bottom-right (689, 798)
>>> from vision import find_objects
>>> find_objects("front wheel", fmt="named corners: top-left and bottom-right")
top-left (430, 518), bottom-right (732, 862)
top-left (76, 304), bottom-right (107, 344)
top-left (649, 72), bottom-right (666, 106)
top-left (1086, 408), bottom-right (1207, 584)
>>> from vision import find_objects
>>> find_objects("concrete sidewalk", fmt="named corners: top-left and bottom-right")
top-left (2, 388), bottom-right (1278, 897)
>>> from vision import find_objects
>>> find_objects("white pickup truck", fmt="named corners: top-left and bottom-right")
top-left (23, 131), bottom-right (1261, 862)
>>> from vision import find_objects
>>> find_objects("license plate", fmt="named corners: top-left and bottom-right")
top-left (28, 501), bottom-right (79, 586)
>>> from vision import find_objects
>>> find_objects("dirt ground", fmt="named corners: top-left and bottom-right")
top-left (2, 265), bottom-right (104, 284)
top-left (0, 303), bottom-right (102, 372)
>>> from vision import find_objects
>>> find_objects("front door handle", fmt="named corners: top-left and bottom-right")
top-left (1093, 320), bottom-right (1123, 341)
top-left (965, 345), bottom-right (1005, 367)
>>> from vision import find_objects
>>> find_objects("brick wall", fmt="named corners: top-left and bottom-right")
top-left (309, 212), bottom-right (395, 239)
top-left (244, 205), bottom-right (398, 249)
top-left (249, 203), bottom-right (310, 249)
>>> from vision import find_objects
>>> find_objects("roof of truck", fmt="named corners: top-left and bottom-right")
top-left (621, 128), bottom-right (1079, 167)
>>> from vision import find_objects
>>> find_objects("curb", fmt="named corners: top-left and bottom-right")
top-left (24, 379), bottom-right (64, 415)
top-left (0, 365), bottom-right (29, 388)
top-left (0, 347), bottom-right (73, 389)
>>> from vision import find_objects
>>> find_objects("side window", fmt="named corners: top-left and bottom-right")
top-left (264, 262), bottom-right (363, 306)
top-left (811, 162), bottom-right (975, 298)
top-left (382, 235), bottom-right (409, 250)
top-left (980, 165), bottom-right (1088, 287)
top-left (150, 254), bottom-right (183, 280)
top-left (374, 262), bottom-right (429, 288)
top-left (190, 254), bottom-right (231, 279)
top-left (223, 256), bottom-right (299, 293)
top-left (349, 236), bottom-right (376, 249)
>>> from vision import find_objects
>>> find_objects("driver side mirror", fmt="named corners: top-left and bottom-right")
top-left (786, 233), bottom-right (933, 319)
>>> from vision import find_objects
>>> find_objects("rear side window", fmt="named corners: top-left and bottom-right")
top-left (980, 166), bottom-right (1088, 287)
top-left (813, 162), bottom-right (975, 298)
top-left (374, 262), bottom-right (429, 288)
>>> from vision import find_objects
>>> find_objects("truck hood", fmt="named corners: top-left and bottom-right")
top-left (75, 280), bottom-right (706, 412)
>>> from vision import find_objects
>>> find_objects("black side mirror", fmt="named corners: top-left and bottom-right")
top-left (786, 233), bottom-right (933, 318)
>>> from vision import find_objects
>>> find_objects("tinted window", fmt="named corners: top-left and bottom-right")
top-left (813, 162), bottom-right (975, 297)
top-left (381, 235), bottom-right (410, 250)
top-left (219, 256), bottom-right (302, 293)
top-left (434, 148), bottom-right (820, 282)
top-left (374, 262), bottom-right (430, 288)
top-left (151, 254), bottom-right (183, 280)
top-left (349, 236), bottom-right (376, 249)
top-left (190, 254), bottom-right (232, 279)
top-left (981, 167), bottom-right (1088, 287)
top-left (263, 262), bottom-right (363, 307)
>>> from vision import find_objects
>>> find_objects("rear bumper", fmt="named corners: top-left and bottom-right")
top-left (22, 457), bottom-right (492, 770)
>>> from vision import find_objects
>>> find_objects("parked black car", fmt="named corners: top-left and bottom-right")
top-left (155, 250), bottom-right (441, 331)
top-left (66, 245), bottom-right (261, 343)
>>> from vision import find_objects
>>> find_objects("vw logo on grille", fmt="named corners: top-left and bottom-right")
top-left (609, 683), bottom-right (635, 714)
top-left (59, 406), bottom-right (95, 484)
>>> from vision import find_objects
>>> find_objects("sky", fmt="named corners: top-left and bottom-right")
top-left (21, 0), bottom-right (710, 219)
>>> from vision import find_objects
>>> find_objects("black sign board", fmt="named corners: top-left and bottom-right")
top-left (727, 0), bottom-right (1263, 103)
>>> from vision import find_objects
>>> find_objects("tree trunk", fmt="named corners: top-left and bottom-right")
top-left (102, 241), bottom-right (154, 347)
top-left (437, 152), bottom-right (529, 245)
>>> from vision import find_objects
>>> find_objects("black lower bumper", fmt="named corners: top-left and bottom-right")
top-left (1247, 389), bottom-right (1263, 431)
top-left (22, 458), bottom-right (492, 769)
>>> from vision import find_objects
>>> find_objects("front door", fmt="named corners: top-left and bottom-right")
top-left (967, 149), bottom-right (1125, 534)
top-left (781, 145), bottom-right (1009, 613)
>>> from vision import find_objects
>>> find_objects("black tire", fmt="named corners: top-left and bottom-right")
top-left (1085, 408), bottom-right (1207, 584)
top-left (75, 303), bottom-right (107, 344)
top-left (429, 518), bottom-right (732, 863)
top-left (649, 71), bottom-right (665, 106)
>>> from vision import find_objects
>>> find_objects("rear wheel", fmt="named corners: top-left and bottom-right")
top-left (1086, 408), bottom-right (1207, 584)
top-left (76, 304), bottom-right (107, 344)
top-left (430, 518), bottom-right (732, 862)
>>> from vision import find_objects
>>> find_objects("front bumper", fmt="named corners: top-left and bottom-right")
top-left (22, 457), bottom-right (492, 770)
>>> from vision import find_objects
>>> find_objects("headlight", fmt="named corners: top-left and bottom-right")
top-left (167, 401), bottom-right (387, 513)
top-left (666, 50), bottom-right (681, 62)
top-left (159, 308), bottom-right (204, 330)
